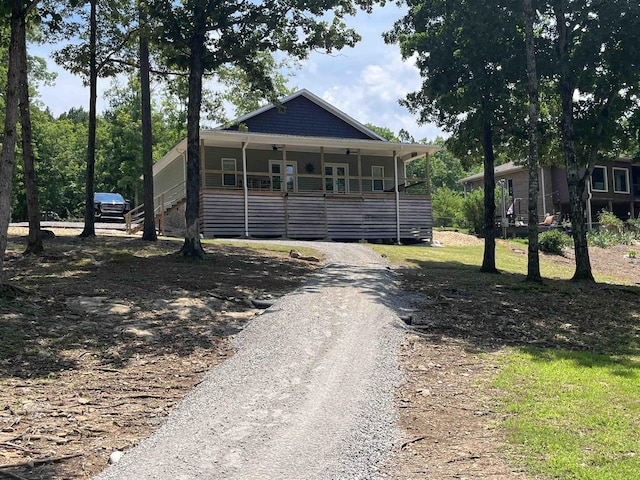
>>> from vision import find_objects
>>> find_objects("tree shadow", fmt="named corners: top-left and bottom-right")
top-left (396, 257), bottom-right (640, 368)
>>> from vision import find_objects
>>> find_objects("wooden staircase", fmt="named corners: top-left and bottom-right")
top-left (125, 182), bottom-right (186, 235)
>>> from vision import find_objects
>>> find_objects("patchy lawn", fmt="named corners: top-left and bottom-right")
top-left (381, 232), bottom-right (640, 480)
top-left (1, 228), bottom-right (319, 479)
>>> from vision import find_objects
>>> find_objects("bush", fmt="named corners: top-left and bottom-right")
top-left (462, 189), bottom-right (484, 235)
top-left (538, 229), bottom-right (572, 255)
top-left (588, 229), bottom-right (636, 247)
top-left (432, 187), bottom-right (464, 228)
top-left (626, 218), bottom-right (640, 237)
top-left (598, 210), bottom-right (624, 233)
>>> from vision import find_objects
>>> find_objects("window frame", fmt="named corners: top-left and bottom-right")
top-left (221, 158), bottom-right (237, 187)
top-left (324, 163), bottom-right (349, 193)
top-left (612, 167), bottom-right (630, 194)
top-left (269, 160), bottom-right (298, 192)
top-left (371, 165), bottom-right (384, 192)
top-left (591, 165), bottom-right (608, 192)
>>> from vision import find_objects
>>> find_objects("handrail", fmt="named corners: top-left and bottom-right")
top-left (125, 181), bottom-right (187, 234)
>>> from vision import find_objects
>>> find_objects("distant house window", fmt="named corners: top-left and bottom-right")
top-left (591, 166), bottom-right (607, 192)
top-left (372, 166), bottom-right (384, 192)
top-left (613, 167), bottom-right (630, 194)
top-left (222, 158), bottom-right (236, 187)
top-left (325, 163), bottom-right (349, 193)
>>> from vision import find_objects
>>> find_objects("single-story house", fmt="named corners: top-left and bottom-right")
top-left (459, 160), bottom-right (640, 226)
top-left (152, 89), bottom-right (439, 242)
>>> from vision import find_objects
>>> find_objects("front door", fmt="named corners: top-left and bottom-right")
top-left (270, 160), bottom-right (297, 192)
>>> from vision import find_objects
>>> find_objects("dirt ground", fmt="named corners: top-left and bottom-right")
top-left (384, 231), bottom-right (639, 480)
top-left (1, 228), bottom-right (638, 479)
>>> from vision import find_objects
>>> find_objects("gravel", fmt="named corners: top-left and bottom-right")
top-left (96, 241), bottom-right (408, 479)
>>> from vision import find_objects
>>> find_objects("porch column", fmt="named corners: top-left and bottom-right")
top-left (425, 153), bottom-right (431, 195)
top-left (357, 151), bottom-right (362, 194)
top-left (242, 141), bottom-right (249, 238)
top-left (283, 145), bottom-right (288, 238)
top-left (320, 146), bottom-right (326, 193)
top-left (394, 150), bottom-right (401, 244)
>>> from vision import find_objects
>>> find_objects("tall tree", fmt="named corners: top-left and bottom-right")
top-left (138, 0), bottom-right (156, 241)
top-left (386, 0), bottom-right (525, 273)
top-left (546, 0), bottom-right (640, 281)
top-left (0, 0), bottom-right (41, 287)
top-left (18, 12), bottom-right (43, 254)
top-left (54, 0), bottom-right (136, 238)
top-left (523, 0), bottom-right (541, 282)
top-left (151, 0), bottom-right (364, 257)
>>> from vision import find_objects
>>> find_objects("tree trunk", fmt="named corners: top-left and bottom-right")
top-left (139, 0), bottom-right (157, 241)
top-left (554, 4), bottom-right (594, 282)
top-left (17, 9), bottom-right (43, 255)
top-left (523, 0), bottom-right (541, 282)
top-left (179, 21), bottom-right (206, 257)
top-left (80, 0), bottom-right (98, 238)
top-left (480, 109), bottom-right (498, 274)
top-left (0, 5), bottom-right (23, 287)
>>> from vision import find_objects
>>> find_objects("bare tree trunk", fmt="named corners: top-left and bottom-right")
top-left (554, 4), bottom-right (594, 282)
top-left (179, 20), bottom-right (206, 257)
top-left (523, 0), bottom-right (541, 282)
top-left (80, 0), bottom-right (98, 238)
top-left (480, 109), bottom-right (498, 274)
top-left (0, 5), bottom-right (23, 287)
top-left (139, 0), bottom-right (157, 241)
top-left (17, 10), bottom-right (43, 255)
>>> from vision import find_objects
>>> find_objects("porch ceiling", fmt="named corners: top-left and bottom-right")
top-left (154, 130), bottom-right (440, 176)
top-left (200, 129), bottom-right (440, 160)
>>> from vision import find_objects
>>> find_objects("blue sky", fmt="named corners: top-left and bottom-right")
top-left (33, 3), bottom-right (445, 142)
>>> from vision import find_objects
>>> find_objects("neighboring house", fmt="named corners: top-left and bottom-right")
top-left (153, 89), bottom-right (439, 242)
top-left (459, 160), bottom-right (640, 226)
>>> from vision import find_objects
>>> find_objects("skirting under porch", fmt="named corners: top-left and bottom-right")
top-left (200, 191), bottom-right (432, 242)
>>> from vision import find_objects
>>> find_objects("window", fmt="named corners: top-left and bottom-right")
top-left (372, 166), bottom-right (384, 192)
top-left (222, 158), bottom-right (236, 187)
top-left (591, 166), bottom-right (607, 192)
top-left (269, 160), bottom-right (297, 192)
top-left (325, 163), bottom-right (349, 193)
top-left (613, 167), bottom-right (630, 194)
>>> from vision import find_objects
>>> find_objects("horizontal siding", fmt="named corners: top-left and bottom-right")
top-left (201, 191), bottom-right (432, 241)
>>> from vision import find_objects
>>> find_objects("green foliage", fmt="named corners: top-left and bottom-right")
top-left (588, 229), bottom-right (636, 248)
top-left (598, 210), bottom-right (624, 234)
top-left (627, 219), bottom-right (640, 236)
top-left (494, 349), bottom-right (640, 480)
top-left (538, 229), bottom-right (572, 255)
top-left (628, 249), bottom-right (637, 259)
top-left (462, 189), bottom-right (484, 235)
top-left (432, 186), bottom-right (464, 228)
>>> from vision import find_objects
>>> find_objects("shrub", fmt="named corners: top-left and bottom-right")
top-left (432, 187), bottom-right (464, 228)
top-left (588, 229), bottom-right (636, 247)
top-left (598, 210), bottom-right (624, 233)
top-left (462, 189), bottom-right (484, 234)
top-left (538, 229), bottom-right (572, 255)
top-left (626, 218), bottom-right (640, 237)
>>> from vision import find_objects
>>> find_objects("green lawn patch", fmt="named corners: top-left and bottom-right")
top-left (494, 349), bottom-right (640, 480)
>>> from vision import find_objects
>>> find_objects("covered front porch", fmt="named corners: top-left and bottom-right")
top-left (154, 130), bottom-right (439, 242)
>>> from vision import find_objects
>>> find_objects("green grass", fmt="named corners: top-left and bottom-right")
top-left (371, 239), bottom-right (640, 479)
top-left (493, 349), bottom-right (640, 479)
top-left (372, 242), bottom-right (578, 280)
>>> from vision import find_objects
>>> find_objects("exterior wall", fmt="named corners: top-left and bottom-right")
top-left (201, 146), bottom-right (406, 195)
top-left (200, 191), bottom-right (432, 242)
top-left (154, 154), bottom-right (185, 199)
top-left (224, 95), bottom-right (375, 139)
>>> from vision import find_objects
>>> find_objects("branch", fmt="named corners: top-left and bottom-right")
top-left (580, 90), bottom-right (617, 184)
top-left (0, 453), bottom-right (83, 470)
top-left (24, 0), bottom-right (40, 15)
top-left (109, 58), bottom-right (188, 77)
top-left (96, 29), bottom-right (138, 74)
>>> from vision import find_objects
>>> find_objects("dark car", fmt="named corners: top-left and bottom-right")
top-left (94, 192), bottom-right (130, 221)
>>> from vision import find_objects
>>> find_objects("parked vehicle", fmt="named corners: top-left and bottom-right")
top-left (94, 192), bottom-right (130, 221)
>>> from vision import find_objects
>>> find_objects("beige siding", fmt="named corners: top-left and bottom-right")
top-left (154, 154), bottom-right (185, 198)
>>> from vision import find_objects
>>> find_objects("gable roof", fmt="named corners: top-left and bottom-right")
top-left (221, 89), bottom-right (387, 141)
top-left (458, 161), bottom-right (525, 183)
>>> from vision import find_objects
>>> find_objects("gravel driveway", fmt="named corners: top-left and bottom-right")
top-left (96, 241), bottom-right (408, 479)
